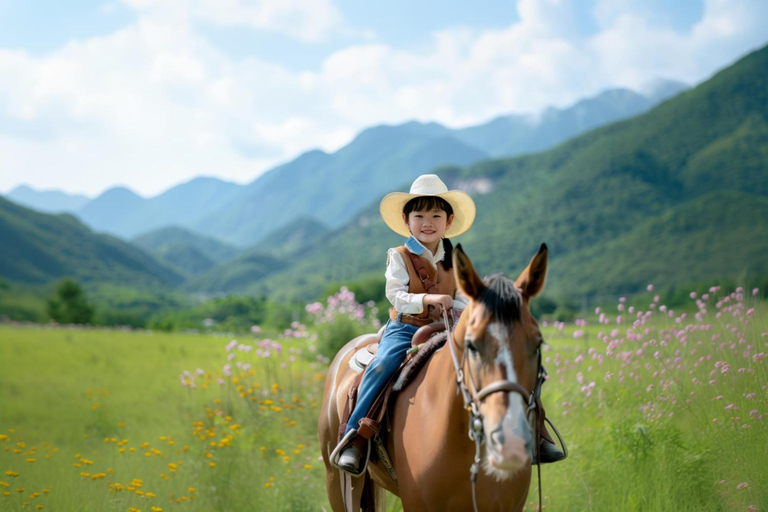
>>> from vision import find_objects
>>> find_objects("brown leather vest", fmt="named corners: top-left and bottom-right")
top-left (389, 245), bottom-right (456, 324)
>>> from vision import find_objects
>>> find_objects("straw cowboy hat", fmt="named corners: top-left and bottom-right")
top-left (380, 174), bottom-right (476, 238)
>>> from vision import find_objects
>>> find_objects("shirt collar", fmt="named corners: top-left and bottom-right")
top-left (405, 236), bottom-right (444, 264)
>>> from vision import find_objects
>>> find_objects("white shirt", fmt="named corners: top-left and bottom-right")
top-left (385, 236), bottom-right (468, 314)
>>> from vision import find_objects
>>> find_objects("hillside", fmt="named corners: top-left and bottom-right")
top-left (209, 44), bottom-right (768, 301)
top-left (132, 226), bottom-right (242, 276)
top-left (0, 197), bottom-right (183, 287)
top-left (186, 217), bottom-right (331, 293)
top-left (551, 191), bottom-right (768, 296)
top-left (192, 130), bottom-right (488, 246)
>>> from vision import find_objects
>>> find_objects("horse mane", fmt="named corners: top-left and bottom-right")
top-left (478, 274), bottom-right (522, 325)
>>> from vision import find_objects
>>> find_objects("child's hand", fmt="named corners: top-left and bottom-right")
top-left (424, 294), bottom-right (453, 320)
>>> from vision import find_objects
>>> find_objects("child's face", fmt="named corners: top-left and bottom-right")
top-left (403, 208), bottom-right (454, 250)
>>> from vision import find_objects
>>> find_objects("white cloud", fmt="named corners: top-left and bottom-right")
top-left (1, 0), bottom-right (767, 197)
top-left (121, 0), bottom-right (345, 42)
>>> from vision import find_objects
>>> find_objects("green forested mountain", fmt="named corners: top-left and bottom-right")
top-left (186, 217), bottom-right (330, 293)
top-left (2, 46), bottom-right (765, 305)
top-left (132, 226), bottom-right (242, 276)
top-left (192, 130), bottom-right (488, 246)
top-left (0, 196), bottom-right (183, 287)
top-left (212, 44), bottom-right (768, 301)
top-left (7, 85), bottom-right (681, 246)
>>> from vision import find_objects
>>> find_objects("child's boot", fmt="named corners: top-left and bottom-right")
top-left (337, 435), bottom-right (368, 474)
top-left (535, 407), bottom-right (566, 464)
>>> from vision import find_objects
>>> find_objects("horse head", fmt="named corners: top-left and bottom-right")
top-left (452, 243), bottom-right (548, 479)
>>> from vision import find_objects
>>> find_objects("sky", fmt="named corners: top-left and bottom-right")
top-left (1, 0), bottom-right (767, 198)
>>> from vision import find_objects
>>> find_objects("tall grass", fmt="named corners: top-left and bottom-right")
top-left (524, 287), bottom-right (767, 511)
top-left (0, 325), bottom-right (328, 511)
top-left (0, 285), bottom-right (765, 511)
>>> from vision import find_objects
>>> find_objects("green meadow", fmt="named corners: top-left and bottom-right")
top-left (1, 288), bottom-right (766, 511)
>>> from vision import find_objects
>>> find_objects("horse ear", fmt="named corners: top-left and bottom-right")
top-left (515, 243), bottom-right (548, 299)
top-left (453, 244), bottom-right (485, 299)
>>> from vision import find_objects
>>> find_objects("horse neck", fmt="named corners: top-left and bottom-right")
top-left (427, 313), bottom-right (470, 423)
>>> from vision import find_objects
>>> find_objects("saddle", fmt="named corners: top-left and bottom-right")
top-left (332, 321), bottom-right (450, 481)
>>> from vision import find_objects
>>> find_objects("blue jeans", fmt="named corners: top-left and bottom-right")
top-left (344, 318), bottom-right (418, 435)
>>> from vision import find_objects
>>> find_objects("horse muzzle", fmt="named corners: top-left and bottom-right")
top-left (486, 413), bottom-right (533, 473)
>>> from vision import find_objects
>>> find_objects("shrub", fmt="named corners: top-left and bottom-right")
top-left (46, 278), bottom-right (94, 324)
top-left (305, 287), bottom-right (381, 358)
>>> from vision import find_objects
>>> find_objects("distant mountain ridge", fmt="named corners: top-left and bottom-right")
top-left (4, 82), bottom-right (687, 246)
top-left (1, 41), bottom-right (766, 304)
top-left (76, 177), bottom-right (242, 239)
top-left (7, 185), bottom-right (90, 213)
top-left (201, 46), bottom-right (766, 300)
top-left (453, 81), bottom-right (687, 157)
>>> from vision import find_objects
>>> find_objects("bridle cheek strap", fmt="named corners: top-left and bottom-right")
top-left (441, 307), bottom-right (545, 512)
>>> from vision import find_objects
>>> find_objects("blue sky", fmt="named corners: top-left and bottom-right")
top-left (0, 0), bottom-right (766, 197)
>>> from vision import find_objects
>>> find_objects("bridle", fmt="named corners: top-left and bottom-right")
top-left (442, 307), bottom-right (548, 512)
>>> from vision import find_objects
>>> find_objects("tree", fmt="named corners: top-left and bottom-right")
top-left (47, 278), bottom-right (94, 325)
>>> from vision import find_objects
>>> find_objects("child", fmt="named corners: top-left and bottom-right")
top-left (336, 174), bottom-right (564, 473)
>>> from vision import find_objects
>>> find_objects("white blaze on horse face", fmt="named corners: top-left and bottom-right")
top-left (485, 322), bottom-right (533, 475)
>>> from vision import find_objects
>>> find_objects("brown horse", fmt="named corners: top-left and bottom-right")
top-left (319, 244), bottom-right (549, 512)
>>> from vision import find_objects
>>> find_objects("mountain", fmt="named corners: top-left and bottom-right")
top-left (75, 186), bottom-right (146, 235)
top-left (6, 185), bottom-right (90, 213)
top-left (132, 226), bottom-right (242, 276)
top-left (454, 82), bottom-right (688, 157)
top-left (36, 84), bottom-right (681, 246)
top-left (191, 129), bottom-right (488, 246)
top-left (202, 45), bottom-right (768, 301)
top-left (186, 217), bottom-right (331, 293)
top-left (0, 196), bottom-right (183, 287)
top-left (75, 177), bottom-right (241, 239)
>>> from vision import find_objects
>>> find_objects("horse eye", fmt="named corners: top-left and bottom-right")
top-left (466, 341), bottom-right (479, 354)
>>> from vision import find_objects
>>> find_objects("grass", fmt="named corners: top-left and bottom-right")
top-left (0, 286), bottom-right (766, 511)
top-left (0, 325), bottom-right (328, 511)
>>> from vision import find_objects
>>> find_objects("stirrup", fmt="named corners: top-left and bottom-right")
top-left (534, 416), bottom-right (568, 465)
top-left (329, 429), bottom-right (371, 477)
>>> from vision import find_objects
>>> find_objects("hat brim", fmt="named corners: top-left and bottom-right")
top-left (379, 189), bottom-right (476, 238)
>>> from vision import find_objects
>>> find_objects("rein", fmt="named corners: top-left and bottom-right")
top-left (442, 307), bottom-right (546, 512)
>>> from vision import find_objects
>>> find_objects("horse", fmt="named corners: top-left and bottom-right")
top-left (319, 243), bottom-right (550, 512)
